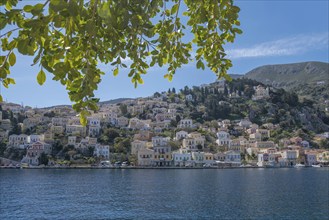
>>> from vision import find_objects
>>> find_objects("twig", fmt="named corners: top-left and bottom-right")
top-left (0, 28), bottom-right (22, 38)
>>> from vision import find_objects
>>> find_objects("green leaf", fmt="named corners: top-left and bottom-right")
top-left (68, 0), bottom-right (78, 17)
top-left (80, 114), bottom-right (87, 126)
top-left (8, 78), bottom-right (15, 84)
top-left (113, 68), bottom-right (119, 76)
top-left (171, 4), bottom-right (179, 15)
top-left (9, 52), bottom-right (16, 66)
top-left (196, 60), bottom-right (205, 70)
top-left (23, 5), bottom-right (33, 12)
top-left (0, 68), bottom-right (7, 78)
top-left (0, 94), bottom-right (3, 102)
top-left (5, 1), bottom-right (12, 10)
top-left (138, 77), bottom-right (144, 84)
top-left (37, 69), bottom-right (46, 85)
top-left (79, 110), bottom-right (90, 126)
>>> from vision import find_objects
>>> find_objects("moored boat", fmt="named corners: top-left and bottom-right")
top-left (294, 164), bottom-right (305, 168)
top-left (311, 164), bottom-right (321, 168)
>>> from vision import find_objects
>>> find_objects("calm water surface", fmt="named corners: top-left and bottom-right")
top-left (0, 168), bottom-right (328, 219)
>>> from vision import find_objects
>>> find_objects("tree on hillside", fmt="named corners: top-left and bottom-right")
top-left (1, 0), bottom-right (241, 124)
top-left (39, 152), bottom-right (49, 166)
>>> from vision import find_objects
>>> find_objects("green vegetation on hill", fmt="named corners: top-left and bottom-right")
top-left (180, 78), bottom-right (329, 134)
top-left (244, 61), bottom-right (329, 89)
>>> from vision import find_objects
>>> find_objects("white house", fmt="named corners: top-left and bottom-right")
top-left (172, 148), bottom-right (192, 166)
top-left (66, 125), bottom-right (86, 137)
top-left (224, 151), bottom-right (241, 165)
top-left (8, 134), bottom-right (30, 148)
top-left (185, 94), bottom-right (194, 101)
top-left (152, 136), bottom-right (170, 147)
top-left (183, 138), bottom-right (199, 151)
top-left (88, 126), bottom-right (101, 137)
top-left (256, 129), bottom-right (270, 139)
top-left (128, 117), bottom-right (140, 130)
top-left (30, 134), bottom-right (44, 143)
top-left (116, 116), bottom-right (129, 127)
top-left (191, 152), bottom-right (204, 167)
top-left (252, 85), bottom-right (270, 100)
top-left (257, 153), bottom-right (276, 167)
top-left (178, 119), bottom-right (194, 129)
top-left (216, 131), bottom-right (231, 146)
top-left (51, 117), bottom-right (69, 126)
top-left (102, 111), bottom-right (118, 124)
top-left (51, 125), bottom-right (64, 135)
top-left (182, 132), bottom-right (205, 151)
top-left (239, 118), bottom-right (252, 129)
top-left (229, 139), bottom-right (242, 152)
top-left (249, 132), bottom-right (262, 142)
top-left (68, 136), bottom-right (77, 146)
top-left (281, 150), bottom-right (298, 166)
top-left (94, 144), bottom-right (110, 159)
top-left (305, 152), bottom-right (317, 166)
top-left (301, 140), bottom-right (310, 148)
top-left (131, 140), bottom-right (147, 155)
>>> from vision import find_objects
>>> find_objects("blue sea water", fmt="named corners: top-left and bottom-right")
top-left (0, 168), bottom-right (328, 220)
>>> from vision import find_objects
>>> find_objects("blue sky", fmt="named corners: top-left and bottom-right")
top-left (1, 0), bottom-right (328, 107)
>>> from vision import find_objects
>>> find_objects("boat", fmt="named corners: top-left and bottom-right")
top-left (311, 164), bottom-right (321, 168)
top-left (294, 164), bottom-right (305, 168)
top-left (20, 163), bottom-right (29, 168)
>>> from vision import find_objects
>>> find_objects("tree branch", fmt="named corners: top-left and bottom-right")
top-left (0, 28), bottom-right (22, 38)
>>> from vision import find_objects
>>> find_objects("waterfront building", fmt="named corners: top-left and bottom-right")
top-left (131, 140), bottom-right (147, 155)
top-left (224, 151), bottom-right (241, 165)
top-left (191, 151), bottom-right (204, 167)
top-left (152, 136), bottom-right (172, 166)
top-left (172, 148), bottom-right (192, 166)
top-left (137, 148), bottom-right (154, 166)
top-left (21, 141), bottom-right (52, 165)
top-left (257, 153), bottom-right (277, 167)
top-left (281, 150), bottom-right (298, 166)
top-left (204, 153), bottom-right (214, 165)
top-left (305, 151), bottom-right (317, 166)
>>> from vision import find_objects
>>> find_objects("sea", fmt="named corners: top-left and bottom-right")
top-left (0, 168), bottom-right (328, 220)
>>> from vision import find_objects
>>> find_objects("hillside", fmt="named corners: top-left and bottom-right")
top-left (244, 61), bottom-right (329, 89)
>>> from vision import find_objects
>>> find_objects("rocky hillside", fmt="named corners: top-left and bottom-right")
top-left (244, 61), bottom-right (329, 89)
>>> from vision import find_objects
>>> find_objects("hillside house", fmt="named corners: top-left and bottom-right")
top-left (252, 85), bottom-right (270, 100)
top-left (21, 141), bottom-right (52, 165)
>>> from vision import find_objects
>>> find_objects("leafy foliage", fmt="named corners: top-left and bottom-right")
top-left (0, 0), bottom-right (241, 124)
top-left (39, 152), bottom-right (49, 165)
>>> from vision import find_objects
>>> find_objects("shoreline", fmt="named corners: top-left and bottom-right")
top-left (1, 165), bottom-right (327, 170)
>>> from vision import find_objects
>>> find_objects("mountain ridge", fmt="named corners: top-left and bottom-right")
top-left (243, 61), bottom-right (329, 89)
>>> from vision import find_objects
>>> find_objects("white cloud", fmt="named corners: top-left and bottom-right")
top-left (227, 32), bottom-right (329, 59)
